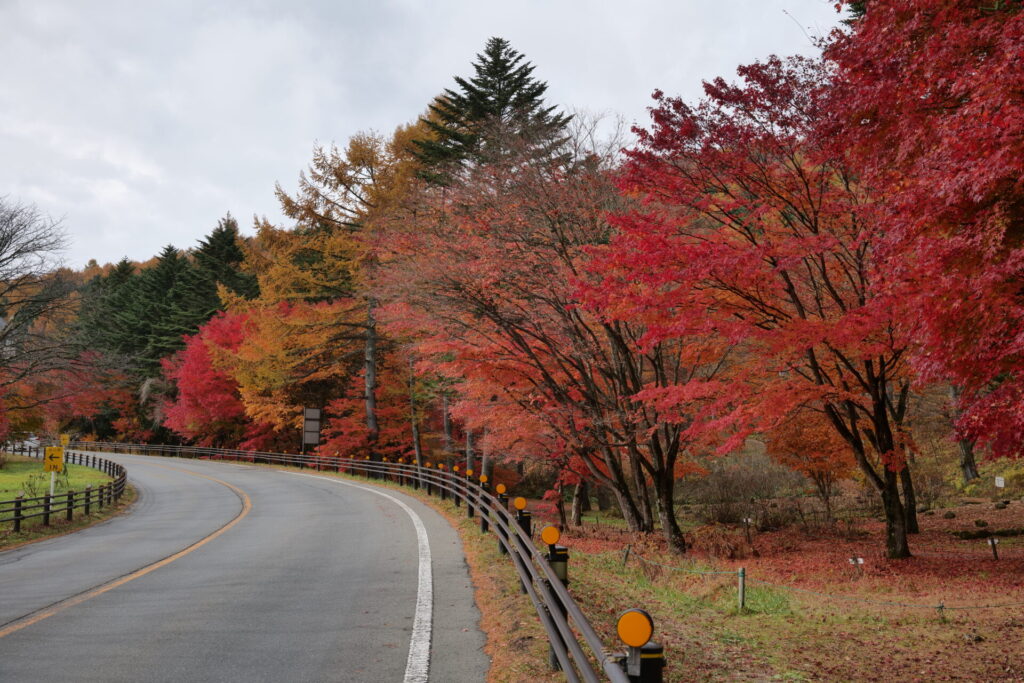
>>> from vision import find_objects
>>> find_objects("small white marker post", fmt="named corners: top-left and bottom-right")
top-left (849, 556), bottom-right (864, 576)
top-left (995, 476), bottom-right (1006, 489)
top-left (988, 537), bottom-right (999, 560)
top-left (742, 517), bottom-right (754, 546)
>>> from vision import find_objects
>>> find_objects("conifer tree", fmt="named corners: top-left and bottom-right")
top-left (168, 214), bottom-right (258, 334)
top-left (76, 257), bottom-right (133, 334)
top-left (412, 37), bottom-right (570, 184)
top-left (120, 245), bottom-right (192, 374)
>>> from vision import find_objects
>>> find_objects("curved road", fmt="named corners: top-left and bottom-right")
top-left (0, 453), bottom-right (489, 682)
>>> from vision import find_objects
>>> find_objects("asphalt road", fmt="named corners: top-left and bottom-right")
top-left (0, 453), bottom-right (489, 682)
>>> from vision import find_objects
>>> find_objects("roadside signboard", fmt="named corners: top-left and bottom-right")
top-left (60, 433), bottom-right (70, 447)
top-left (302, 408), bottom-right (321, 447)
top-left (44, 446), bottom-right (64, 473)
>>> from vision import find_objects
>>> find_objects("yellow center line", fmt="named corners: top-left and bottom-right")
top-left (0, 460), bottom-right (252, 639)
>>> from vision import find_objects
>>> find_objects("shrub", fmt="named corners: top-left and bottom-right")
top-left (677, 451), bottom-right (807, 525)
top-left (20, 472), bottom-right (47, 498)
top-left (688, 524), bottom-right (749, 559)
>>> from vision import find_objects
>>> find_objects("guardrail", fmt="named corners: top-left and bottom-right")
top-left (1, 443), bottom-right (127, 533)
top-left (68, 441), bottom-right (661, 682)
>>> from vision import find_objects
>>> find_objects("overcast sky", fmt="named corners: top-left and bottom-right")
top-left (1, 0), bottom-right (843, 269)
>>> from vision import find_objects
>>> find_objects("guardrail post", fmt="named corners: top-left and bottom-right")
top-left (466, 471), bottom-right (475, 518)
top-left (988, 537), bottom-right (999, 560)
top-left (637, 643), bottom-right (665, 682)
top-left (547, 542), bottom-right (570, 671)
top-left (66, 490), bottom-right (75, 522)
top-left (479, 479), bottom-right (489, 533)
top-left (13, 495), bottom-right (22, 532)
top-left (517, 509), bottom-right (532, 538)
top-left (496, 488), bottom-right (509, 555)
top-left (85, 485), bottom-right (92, 516)
top-left (43, 494), bottom-right (51, 526)
top-left (452, 467), bottom-right (461, 507)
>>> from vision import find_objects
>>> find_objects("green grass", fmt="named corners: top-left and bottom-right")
top-left (739, 584), bottom-right (792, 616)
top-left (578, 508), bottom-right (632, 529)
top-left (1, 484), bottom-right (136, 549)
top-left (0, 454), bottom-right (112, 499)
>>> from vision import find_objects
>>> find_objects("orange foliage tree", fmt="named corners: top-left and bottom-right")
top-left (766, 409), bottom-right (855, 522)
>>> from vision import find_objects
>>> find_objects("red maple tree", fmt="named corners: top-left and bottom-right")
top-left (826, 1), bottom-right (1024, 458)
top-left (162, 312), bottom-right (279, 449)
top-left (598, 56), bottom-right (918, 557)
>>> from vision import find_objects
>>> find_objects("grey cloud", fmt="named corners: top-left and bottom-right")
top-left (1, 0), bottom-right (842, 268)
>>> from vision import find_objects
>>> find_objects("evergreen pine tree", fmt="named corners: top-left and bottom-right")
top-left (412, 37), bottom-right (571, 184)
top-left (104, 245), bottom-right (191, 374)
top-left (168, 214), bottom-right (259, 335)
top-left (75, 258), bottom-right (137, 353)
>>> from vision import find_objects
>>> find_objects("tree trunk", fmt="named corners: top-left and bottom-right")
top-left (609, 484), bottom-right (644, 533)
top-left (595, 485), bottom-right (612, 511)
top-left (442, 393), bottom-right (454, 454)
top-left (949, 385), bottom-right (980, 484)
top-left (569, 481), bottom-right (586, 526)
top-left (465, 430), bottom-right (474, 473)
top-left (958, 440), bottom-right (980, 483)
top-left (881, 469), bottom-right (911, 558)
top-left (899, 465), bottom-right (919, 534)
top-left (408, 360), bottom-right (423, 469)
top-left (364, 300), bottom-right (379, 454)
top-left (480, 432), bottom-right (493, 481)
top-left (815, 477), bottom-right (834, 524)
top-left (654, 474), bottom-right (687, 553)
top-left (581, 446), bottom-right (645, 533)
top-left (629, 451), bottom-right (654, 532)
top-left (555, 484), bottom-right (568, 529)
top-left (579, 480), bottom-right (592, 513)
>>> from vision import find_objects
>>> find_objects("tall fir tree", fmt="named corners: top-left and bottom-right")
top-left (121, 244), bottom-right (193, 374)
top-left (412, 37), bottom-right (571, 184)
top-left (168, 214), bottom-right (259, 334)
top-left (75, 257), bottom-right (136, 351)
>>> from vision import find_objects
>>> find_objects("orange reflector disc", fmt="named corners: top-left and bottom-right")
top-left (617, 609), bottom-right (654, 648)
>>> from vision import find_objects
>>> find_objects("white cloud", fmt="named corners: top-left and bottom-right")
top-left (0, 0), bottom-right (843, 267)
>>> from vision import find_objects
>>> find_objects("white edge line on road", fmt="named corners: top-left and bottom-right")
top-left (280, 472), bottom-right (432, 683)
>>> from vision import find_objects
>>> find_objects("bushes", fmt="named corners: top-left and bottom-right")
top-left (688, 524), bottom-right (750, 559)
top-left (677, 451), bottom-right (807, 526)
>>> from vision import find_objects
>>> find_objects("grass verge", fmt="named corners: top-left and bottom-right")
top-left (0, 483), bottom-right (137, 551)
top-left (0, 454), bottom-right (113, 498)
